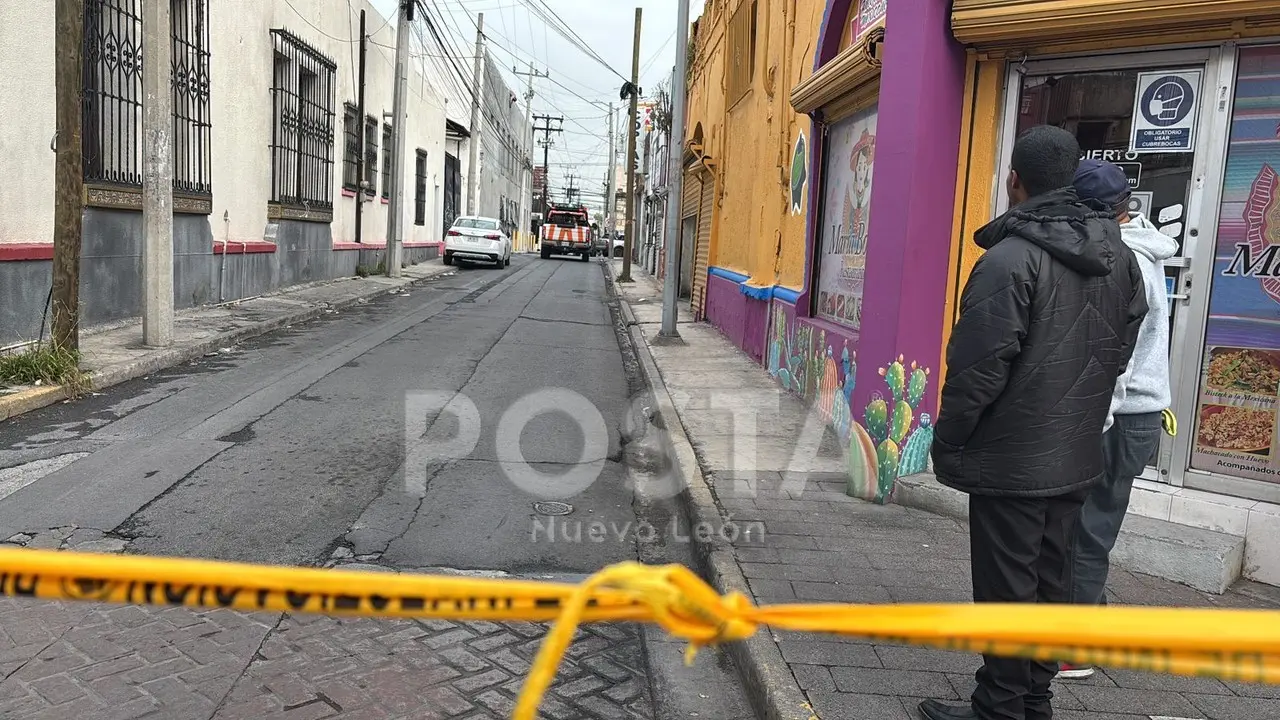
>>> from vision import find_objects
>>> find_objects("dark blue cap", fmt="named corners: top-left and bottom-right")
top-left (1073, 159), bottom-right (1130, 207)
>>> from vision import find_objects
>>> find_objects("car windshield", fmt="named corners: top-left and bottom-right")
top-left (548, 212), bottom-right (587, 227)
top-left (454, 218), bottom-right (498, 230)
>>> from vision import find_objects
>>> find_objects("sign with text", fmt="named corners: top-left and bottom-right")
top-left (1130, 69), bottom-right (1201, 153)
top-left (853, 0), bottom-right (886, 42)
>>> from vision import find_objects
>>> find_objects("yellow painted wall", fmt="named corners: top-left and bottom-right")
top-left (687, 0), bottom-right (826, 292)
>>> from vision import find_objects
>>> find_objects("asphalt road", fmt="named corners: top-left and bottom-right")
top-left (0, 256), bottom-right (752, 720)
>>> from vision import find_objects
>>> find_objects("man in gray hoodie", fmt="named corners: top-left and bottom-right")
top-left (1060, 159), bottom-right (1177, 679)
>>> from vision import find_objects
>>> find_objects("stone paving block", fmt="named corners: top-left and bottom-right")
top-left (807, 690), bottom-right (914, 719)
top-left (791, 580), bottom-right (891, 603)
top-left (778, 641), bottom-right (881, 667)
top-left (792, 664), bottom-right (837, 692)
top-left (875, 645), bottom-right (979, 674)
top-left (1067, 683), bottom-right (1204, 716)
top-left (1187, 692), bottom-right (1280, 719)
top-left (830, 666), bottom-right (959, 699)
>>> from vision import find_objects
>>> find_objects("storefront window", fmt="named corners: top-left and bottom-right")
top-left (815, 105), bottom-right (877, 330)
top-left (1190, 45), bottom-right (1280, 483)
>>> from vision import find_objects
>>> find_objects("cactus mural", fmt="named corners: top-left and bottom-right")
top-left (848, 356), bottom-right (933, 503)
top-left (767, 305), bottom-right (932, 504)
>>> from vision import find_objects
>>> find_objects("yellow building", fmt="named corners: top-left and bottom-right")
top-left (679, 0), bottom-right (824, 362)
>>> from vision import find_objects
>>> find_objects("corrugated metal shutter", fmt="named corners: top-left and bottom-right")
top-left (691, 173), bottom-right (713, 320)
top-left (682, 170), bottom-right (700, 219)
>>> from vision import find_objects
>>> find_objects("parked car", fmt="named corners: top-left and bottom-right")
top-left (612, 232), bottom-right (625, 258)
top-left (443, 216), bottom-right (512, 268)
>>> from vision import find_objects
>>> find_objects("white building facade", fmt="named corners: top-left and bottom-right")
top-left (0, 0), bottom-right (453, 345)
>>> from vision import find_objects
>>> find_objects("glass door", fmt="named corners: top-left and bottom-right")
top-left (996, 48), bottom-right (1223, 484)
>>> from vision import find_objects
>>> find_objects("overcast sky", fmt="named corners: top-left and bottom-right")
top-left (370, 0), bottom-right (704, 210)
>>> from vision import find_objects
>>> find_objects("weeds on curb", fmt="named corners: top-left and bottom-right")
top-left (0, 344), bottom-right (90, 397)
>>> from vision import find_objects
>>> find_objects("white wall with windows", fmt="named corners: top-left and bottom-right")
top-left (0, 0), bottom-right (450, 249)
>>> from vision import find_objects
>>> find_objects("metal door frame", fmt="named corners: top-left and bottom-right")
top-left (993, 45), bottom-right (1228, 488)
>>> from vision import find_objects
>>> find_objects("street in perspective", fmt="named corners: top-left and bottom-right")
top-left (6, 0), bottom-right (1280, 719)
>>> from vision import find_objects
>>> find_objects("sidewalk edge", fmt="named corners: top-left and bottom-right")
top-left (623, 320), bottom-right (815, 720)
top-left (0, 269), bottom-right (442, 422)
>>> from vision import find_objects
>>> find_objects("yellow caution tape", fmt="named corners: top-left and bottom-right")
top-left (1163, 407), bottom-right (1178, 436)
top-left (1, 549), bottom-right (1279, 720)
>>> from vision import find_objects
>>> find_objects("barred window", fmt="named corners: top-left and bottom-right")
top-left (381, 123), bottom-right (392, 200)
top-left (269, 29), bottom-right (336, 213)
top-left (82, 0), bottom-right (211, 195)
top-left (342, 103), bottom-right (359, 191)
top-left (414, 150), bottom-right (427, 226)
top-left (364, 116), bottom-right (379, 196)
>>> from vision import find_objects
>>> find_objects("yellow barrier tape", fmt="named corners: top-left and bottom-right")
top-left (1, 549), bottom-right (1278, 720)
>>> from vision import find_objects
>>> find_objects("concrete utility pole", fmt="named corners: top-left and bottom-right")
top-left (660, 0), bottom-right (691, 339)
top-left (618, 7), bottom-right (642, 283)
top-left (604, 103), bottom-right (615, 238)
top-left (385, 0), bottom-right (414, 277)
top-left (354, 9), bottom-right (368, 243)
top-left (142, 0), bottom-right (174, 346)
top-left (52, 0), bottom-right (84, 351)
top-left (514, 62), bottom-right (547, 245)
top-left (466, 13), bottom-right (485, 216)
top-left (532, 115), bottom-right (563, 217)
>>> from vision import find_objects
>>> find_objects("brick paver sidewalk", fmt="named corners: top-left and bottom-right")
top-left (615, 266), bottom-right (1280, 720)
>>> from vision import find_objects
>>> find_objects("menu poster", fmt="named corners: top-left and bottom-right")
top-left (1191, 347), bottom-right (1280, 482)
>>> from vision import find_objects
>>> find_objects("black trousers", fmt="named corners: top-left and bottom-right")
top-left (969, 489), bottom-right (1087, 720)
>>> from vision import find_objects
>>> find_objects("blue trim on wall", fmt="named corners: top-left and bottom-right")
top-left (708, 266), bottom-right (749, 284)
top-left (707, 266), bottom-right (802, 305)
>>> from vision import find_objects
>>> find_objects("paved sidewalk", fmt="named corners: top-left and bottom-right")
top-left (1, 262), bottom-right (452, 421)
top-left (613, 263), bottom-right (1280, 720)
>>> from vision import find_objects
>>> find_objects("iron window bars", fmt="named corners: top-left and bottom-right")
top-left (342, 103), bottom-right (359, 191)
top-left (414, 150), bottom-right (427, 226)
top-left (269, 28), bottom-right (336, 213)
top-left (364, 116), bottom-right (379, 197)
top-left (381, 123), bottom-right (392, 200)
top-left (82, 0), bottom-right (212, 197)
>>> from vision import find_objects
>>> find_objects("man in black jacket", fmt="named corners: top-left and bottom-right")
top-left (919, 126), bottom-right (1147, 720)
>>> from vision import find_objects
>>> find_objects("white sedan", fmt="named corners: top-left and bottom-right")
top-left (443, 216), bottom-right (512, 268)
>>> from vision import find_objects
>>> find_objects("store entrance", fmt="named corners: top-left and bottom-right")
top-left (999, 49), bottom-right (1221, 485)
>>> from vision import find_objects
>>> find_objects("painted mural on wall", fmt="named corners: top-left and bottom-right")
top-left (816, 106), bottom-right (878, 330)
top-left (790, 132), bottom-right (807, 215)
top-left (767, 302), bottom-right (933, 503)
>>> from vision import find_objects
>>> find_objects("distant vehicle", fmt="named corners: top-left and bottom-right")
top-left (443, 216), bottom-right (512, 268)
top-left (540, 205), bottom-right (593, 262)
top-left (590, 223), bottom-right (608, 257)
top-left (612, 232), bottom-right (625, 258)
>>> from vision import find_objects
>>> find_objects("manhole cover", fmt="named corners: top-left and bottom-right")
top-left (533, 501), bottom-right (573, 516)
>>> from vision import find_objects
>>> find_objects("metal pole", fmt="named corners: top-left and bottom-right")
top-left (354, 9), bottom-right (367, 243)
top-left (639, 130), bottom-right (650, 268)
top-left (142, 0), bottom-right (174, 346)
top-left (618, 7), bottom-right (641, 283)
top-left (52, 0), bottom-right (84, 351)
top-left (466, 13), bottom-right (485, 216)
top-left (660, 0), bottom-right (690, 338)
top-left (385, 0), bottom-right (412, 277)
top-left (605, 103), bottom-right (615, 243)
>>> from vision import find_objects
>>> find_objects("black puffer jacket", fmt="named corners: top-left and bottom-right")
top-left (932, 188), bottom-right (1147, 497)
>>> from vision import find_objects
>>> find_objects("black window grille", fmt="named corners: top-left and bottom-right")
top-left (443, 151), bottom-right (460, 236)
top-left (82, 0), bottom-right (212, 195)
top-left (414, 150), bottom-right (427, 226)
top-left (269, 29), bottom-right (336, 211)
top-left (381, 123), bottom-right (392, 200)
top-left (342, 103), bottom-right (359, 191)
top-left (364, 116), bottom-right (378, 196)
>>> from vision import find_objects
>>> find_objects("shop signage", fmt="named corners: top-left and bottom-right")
top-left (1190, 46), bottom-right (1280, 485)
top-left (853, 0), bottom-right (887, 42)
top-left (816, 107), bottom-right (878, 330)
top-left (1128, 191), bottom-right (1153, 219)
top-left (1080, 150), bottom-right (1142, 188)
top-left (1130, 69), bottom-right (1201, 153)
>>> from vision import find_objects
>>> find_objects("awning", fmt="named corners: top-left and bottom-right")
top-left (952, 0), bottom-right (1280, 50)
top-left (789, 28), bottom-right (884, 118)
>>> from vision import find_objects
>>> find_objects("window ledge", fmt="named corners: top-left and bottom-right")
top-left (267, 202), bottom-right (334, 224)
top-left (0, 243), bottom-right (54, 261)
top-left (214, 241), bottom-right (277, 255)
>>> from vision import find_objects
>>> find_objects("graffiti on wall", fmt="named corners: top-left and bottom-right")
top-left (767, 303), bottom-right (933, 503)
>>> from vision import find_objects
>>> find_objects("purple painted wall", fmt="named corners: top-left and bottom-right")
top-left (847, 0), bottom-right (965, 422)
top-left (704, 274), bottom-right (770, 364)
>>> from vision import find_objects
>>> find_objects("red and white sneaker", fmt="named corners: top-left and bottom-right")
top-left (1056, 663), bottom-right (1095, 679)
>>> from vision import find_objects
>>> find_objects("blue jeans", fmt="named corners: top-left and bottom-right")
top-left (1070, 412), bottom-right (1163, 605)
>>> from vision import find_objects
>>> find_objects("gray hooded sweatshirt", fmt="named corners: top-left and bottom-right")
top-left (1105, 212), bottom-right (1178, 431)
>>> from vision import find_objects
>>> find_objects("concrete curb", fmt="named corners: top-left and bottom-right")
top-left (0, 269), bottom-right (445, 423)
top-left (621, 317), bottom-right (814, 720)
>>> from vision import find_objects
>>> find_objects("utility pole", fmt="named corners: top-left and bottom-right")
top-left (618, 7), bottom-right (642, 283)
top-left (532, 114), bottom-right (563, 218)
top-left (514, 63), bottom-right (547, 247)
top-left (466, 13), bottom-right (485, 216)
top-left (638, 130), bottom-right (650, 271)
top-left (385, 0), bottom-right (413, 277)
top-left (660, 0), bottom-right (691, 339)
top-left (142, 0), bottom-right (174, 345)
top-left (354, 9), bottom-right (368, 243)
top-left (605, 104), bottom-right (615, 238)
top-left (565, 174), bottom-right (579, 204)
top-left (52, 0), bottom-right (84, 351)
